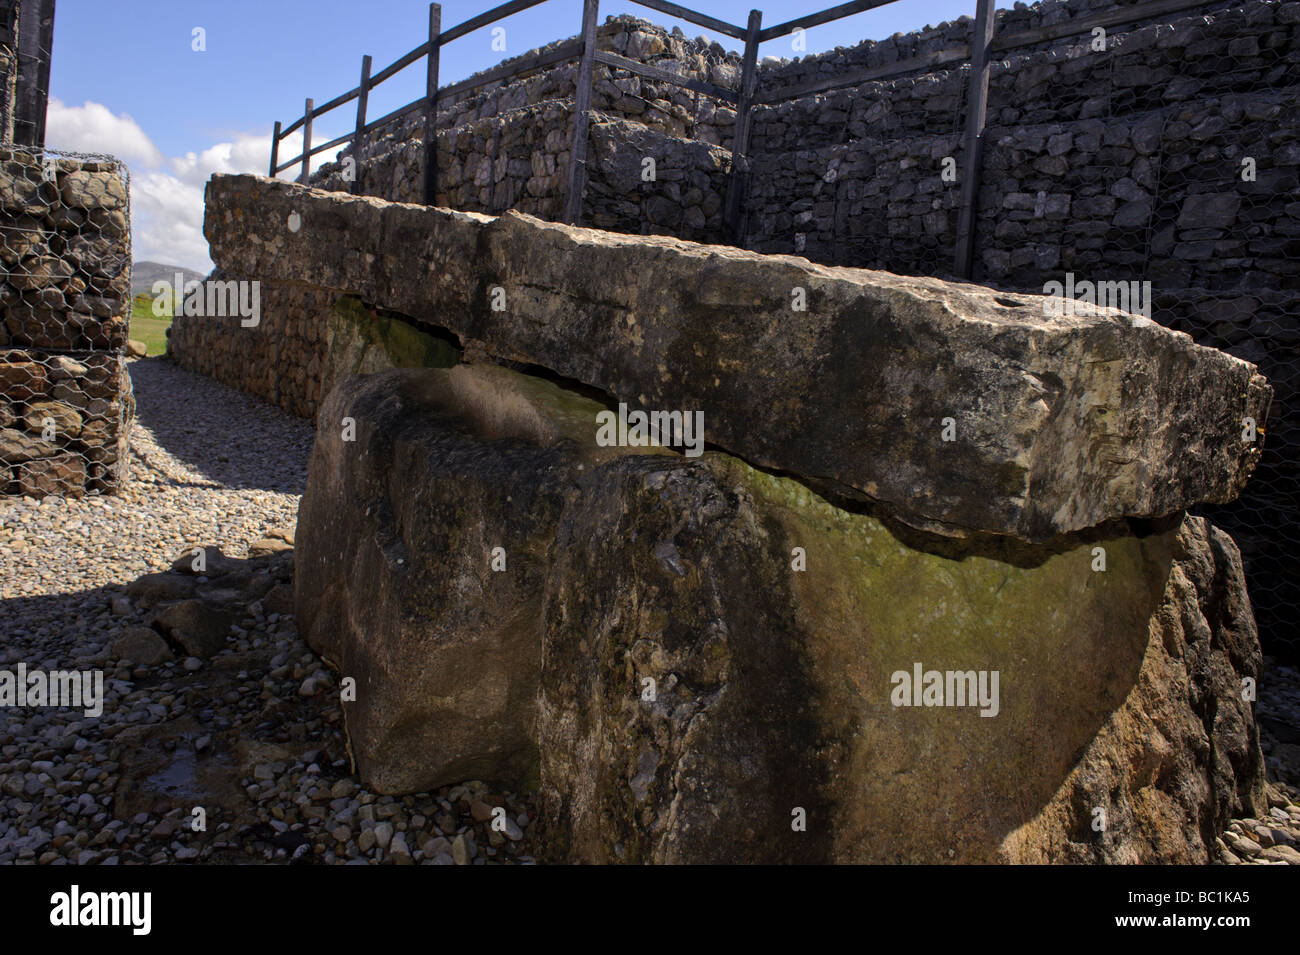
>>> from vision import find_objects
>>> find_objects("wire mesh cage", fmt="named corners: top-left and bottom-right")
top-left (0, 144), bottom-right (134, 497)
top-left (970, 5), bottom-right (1299, 663)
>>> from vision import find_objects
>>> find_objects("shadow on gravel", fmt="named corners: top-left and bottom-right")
top-left (0, 579), bottom-right (352, 864)
top-left (127, 357), bottom-right (314, 495)
top-left (0, 586), bottom-right (122, 657)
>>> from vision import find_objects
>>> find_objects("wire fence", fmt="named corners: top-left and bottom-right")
top-left (0, 144), bottom-right (134, 497)
top-left (960, 10), bottom-right (1299, 664)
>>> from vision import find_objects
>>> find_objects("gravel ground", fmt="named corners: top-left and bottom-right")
top-left (0, 357), bottom-right (536, 864)
top-left (0, 355), bottom-right (1296, 865)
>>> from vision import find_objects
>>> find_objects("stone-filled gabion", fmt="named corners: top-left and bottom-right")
top-left (0, 147), bottom-right (133, 496)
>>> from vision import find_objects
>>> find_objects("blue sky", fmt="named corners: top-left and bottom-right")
top-left (46, 0), bottom-right (981, 268)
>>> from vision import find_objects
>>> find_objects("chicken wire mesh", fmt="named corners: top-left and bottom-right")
top-left (743, 60), bottom-right (970, 278)
top-left (0, 144), bottom-right (134, 497)
top-left (970, 3), bottom-right (1299, 663)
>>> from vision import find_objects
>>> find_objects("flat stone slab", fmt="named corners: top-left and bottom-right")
top-left (205, 173), bottom-right (1270, 541)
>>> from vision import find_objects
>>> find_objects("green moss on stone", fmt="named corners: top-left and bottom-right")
top-left (323, 296), bottom-right (461, 398)
top-left (711, 449), bottom-right (1175, 675)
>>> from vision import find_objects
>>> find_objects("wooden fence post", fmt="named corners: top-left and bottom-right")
top-left (300, 98), bottom-right (314, 184)
top-left (724, 8), bottom-right (763, 246)
top-left (424, 3), bottom-right (442, 206)
top-left (353, 55), bottom-right (372, 195)
top-left (954, 0), bottom-right (996, 279)
top-left (270, 121), bottom-right (281, 177)
top-left (563, 0), bottom-right (600, 225)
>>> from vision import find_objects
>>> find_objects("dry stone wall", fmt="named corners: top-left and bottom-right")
top-left (309, 17), bottom-right (740, 238)
top-left (319, 16), bottom-right (742, 185)
top-left (318, 103), bottom-right (731, 240)
top-left (0, 148), bottom-right (133, 496)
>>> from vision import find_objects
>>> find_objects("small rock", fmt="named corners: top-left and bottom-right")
top-left (470, 798), bottom-right (495, 823)
top-left (390, 833), bottom-right (411, 863)
top-left (1261, 844), bottom-right (1300, 864)
top-left (153, 599), bottom-right (236, 658)
top-left (452, 833), bottom-right (470, 865)
top-left (110, 628), bottom-right (173, 666)
top-left (1230, 835), bottom-right (1262, 857)
top-left (329, 779), bottom-right (355, 798)
top-left (248, 537), bottom-right (293, 558)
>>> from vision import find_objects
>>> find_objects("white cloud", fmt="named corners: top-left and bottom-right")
top-left (43, 98), bottom-right (345, 272)
top-left (129, 170), bottom-right (211, 276)
top-left (46, 98), bottom-right (165, 168)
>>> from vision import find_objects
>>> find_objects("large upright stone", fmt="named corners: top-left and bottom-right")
top-left (205, 174), bottom-right (1269, 542)
top-left (537, 454), bottom-right (1264, 863)
top-left (295, 363), bottom-right (666, 793)
top-left (295, 362), bottom-right (1264, 862)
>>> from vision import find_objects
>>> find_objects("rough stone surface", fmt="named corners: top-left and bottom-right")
top-left (167, 0), bottom-right (1300, 667)
top-left (318, 296), bottom-right (460, 404)
top-left (153, 598), bottom-right (236, 660)
top-left (0, 343), bottom-right (1292, 866)
top-left (538, 455), bottom-right (1265, 863)
top-left (297, 363), bottom-right (665, 793)
top-left (295, 363), bottom-right (1266, 863)
top-left (110, 627), bottom-right (174, 666)
top-left (206, 174), bottom-right (1268, 542)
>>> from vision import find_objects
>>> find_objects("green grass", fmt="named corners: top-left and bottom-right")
top-left (130, 293), bottom-right (173, 357)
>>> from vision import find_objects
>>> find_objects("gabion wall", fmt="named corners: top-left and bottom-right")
top-left (0, 146), bottom-right (133, 496)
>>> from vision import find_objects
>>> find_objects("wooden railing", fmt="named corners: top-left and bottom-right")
top-left (268, 0), bottom-right (1230, 268)
top-left (268, 0), bottom-right (756, 229)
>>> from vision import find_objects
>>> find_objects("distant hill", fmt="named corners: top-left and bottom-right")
top-left (132, 261), bottom-right (208, 297)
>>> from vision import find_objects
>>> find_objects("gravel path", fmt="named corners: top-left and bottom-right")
top-left (0, 356), bottom-right (1295, 865)
top-left (1, 357), bottom-right (308, 599)
top-left (0, 357), bottom-right (535, 864)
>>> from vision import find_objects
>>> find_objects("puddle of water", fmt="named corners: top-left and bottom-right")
top-left (144, 749), bottom-right (198, 798)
